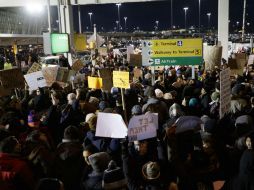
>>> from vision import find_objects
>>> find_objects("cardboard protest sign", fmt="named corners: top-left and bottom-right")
top-left (113, 71), bottom-right (130, 89)
top-left (203, 45), bottom-right (222, 70)
top-left (95, 112), bottom-right (127, 138)
top-left (127, 46), bottom-right (134, 62)
top-left (24, 71), bottom-right (47, 91)
top-left (71, 59), bottom-right (84, 72)
top-left (128, 113), bottom-right (158, 142)
top-left (235, 53), bottom-right (247, 60)
top-left (113, 49), bottom-right (121, 56)
top-left (228, 58), bottom-right (237, 70)
top-left (98, 68), bottom-right (113, 92)
top-left (56, 67), bottom-right (68, 82)
top-left (56, 67), bottom-right (76, 83)
top-left (27, 63), bottom-right (42, 74)
top-left (129, 54), bottom-right (142, 67)
top-left (248, 55), bottom-right (254, 66)
top-left (220, 68), bottom-right (231, 119)
top-left (98, 47), bottom-right (108, 56)
top-left (0, 68), bottom-right (25, 89)
top-left (41, 66), bottom-right (59, 86)
top-left (231, 58), bottom-right (246, 76)
top-left (73, 73), bottom-right (86, 84)
top-left (74, 33), bottom-right (87, 52)
top-left (88, 76), bottom-right (103, 89)
top-left (133, 68), bottom-right (142, 78)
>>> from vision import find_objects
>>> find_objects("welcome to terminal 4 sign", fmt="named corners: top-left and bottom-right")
top-left (142, 38), bottom-right (203, 66)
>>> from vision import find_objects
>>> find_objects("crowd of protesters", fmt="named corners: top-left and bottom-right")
top-left (0, 46), bottom-right (254, 190)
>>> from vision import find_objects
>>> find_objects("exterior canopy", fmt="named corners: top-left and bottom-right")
top-left (0, 0), bottom-right (161, 7)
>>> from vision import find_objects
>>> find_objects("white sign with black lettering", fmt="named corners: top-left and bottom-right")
top-left (24, 71), bottom-right (47, 91)
top-left (128, 113), bottom-right (158, 142)
top-left (220, 67), bottom-right (231, 119)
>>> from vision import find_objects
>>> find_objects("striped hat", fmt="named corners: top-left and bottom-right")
top-left (103, 160), bottom-right (127, 189)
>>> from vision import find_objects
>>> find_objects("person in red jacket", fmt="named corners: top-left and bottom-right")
top-left (0, 136), bottom-right (36, 190)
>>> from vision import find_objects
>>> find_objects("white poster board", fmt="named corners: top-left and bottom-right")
top-left (220, 67), bottom-right (231, 119)
top-left (127, 45), bottom-right (134, 62)
top-left (204, 45), bottom-right (222, 70)
top-left (128, 113), bottom-right (158, 142)
top-left (95, 113), bottom-right (127, 138)
top-left (24, 71), bottom-right (47, 91)
top-left (248, 55), bottom-right (254, 65)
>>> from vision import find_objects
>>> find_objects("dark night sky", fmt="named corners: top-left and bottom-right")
top-left (70, 0), bottom-right (254, 32)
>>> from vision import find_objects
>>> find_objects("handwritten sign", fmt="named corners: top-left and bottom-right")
top-left (88, 76), bottom-right (103, 89)
top-left (220, 68), bottom-right (231, 119)
top-left (127, 46), bottom-right (134, 62)
top-left (95, 112), bottom-right (127, 138)
top-left (98, 47), bottom-right (108, 56)
top-left (98, 69), bottom-right (113, 92)
top-left (129, 54), bottom-right (142, 67)
top-left (41, 66), bottom-right (59, 86)
top-left (27, 63), bottom-right (42, 74)
top-left (56, 67), bottom-right (76, 83)
top-left (71, 59), bottom-right (84, 72)
top-left (128, 113), bottom-right (158, 141)
top-left (113, 71), bottom-right (130, 89)
top-left (0, 68), bottom-right (25, 89)
top-left (24, 71), bottom-right (47, 91)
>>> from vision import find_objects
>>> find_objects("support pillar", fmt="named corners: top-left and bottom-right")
top-left (218, 0), bottom-right (229, 62)
top-left (59, 0), bottom-right (74, 65)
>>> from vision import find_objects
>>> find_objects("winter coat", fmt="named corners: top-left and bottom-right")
top-left (233, 149), bottom-right (254, 190)
top-left (54, 141), bottom-right (85, 190)
top-left (0, 153), bottom-right (36, 190)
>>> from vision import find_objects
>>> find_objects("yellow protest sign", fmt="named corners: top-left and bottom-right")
top-left (113, 71), bottom-right (130, 89)
top-left (74, 34), bottom-right (87, 52)
top-left (13, 44), bottom-right (18, 55)
top-left (88, 76), bottom-right (103, 89)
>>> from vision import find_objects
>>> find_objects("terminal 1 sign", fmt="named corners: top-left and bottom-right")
top-left (142, 38), bottom-right (203, 66)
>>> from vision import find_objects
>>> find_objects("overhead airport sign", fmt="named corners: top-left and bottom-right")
top-left (142, 38), bottom-right (203, 66)
top-left (51, 33), bottom-right (69, 54)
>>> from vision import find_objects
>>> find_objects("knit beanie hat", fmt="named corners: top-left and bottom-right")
top-left (85, 113), bottom-right (96, 123)
top-left (142, 161), bottom-right (160, 180)
top-left (28, 110), bottom-right (40, 127)
top-left (163, 93), bottom-right (173, 100)
top-left (0, 136), bottom-right (19, 153)
top-left (87, 115), bottom-right (97, 131)
top-left (155, 89), bottom-right (164, 98)
top-left (111, 87), bottom-right (119, 94)
top-left (88, 152), bottom-right (111, 173)
top-left (211, 92), bottom-right (220, 102)
top-left (89, 97), bottom-right (100, 107)
top-left (99, 101), bottom-right (109, 111)
top-left (131, 105), bottom-right (142, 115)
top-left (63, 125), bottom-right (80, 142)
top-left (103, 160), bottom-right (127, 189)
top-left (201, 115), bottom-right (216, 133)
top-left (189, 98), bottom-right (199, 108)
top-left (144, 73), bottom-right (152, 80)
top-left (37, 178), bottom-right (63, 190)
top-left (235, 115), bottom-right (254, 137)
